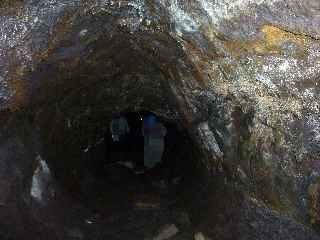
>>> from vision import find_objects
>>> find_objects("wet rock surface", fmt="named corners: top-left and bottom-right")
top-left (0, 0), bottom-right (319, 239)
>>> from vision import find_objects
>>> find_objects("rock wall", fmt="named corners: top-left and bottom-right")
top-left (168, 0), bottom-right (320, 226)
top-left (0, 0), bottom-right (319, 236)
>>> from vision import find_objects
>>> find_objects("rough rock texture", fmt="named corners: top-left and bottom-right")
top-left (0, 0), bottom-right (320, 239)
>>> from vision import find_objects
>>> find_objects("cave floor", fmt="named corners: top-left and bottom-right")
top-left (36, 163), bottom-right (194, 240)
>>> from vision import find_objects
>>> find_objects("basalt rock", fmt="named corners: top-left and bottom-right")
top-left (0, 0), bottom-right (319, 239)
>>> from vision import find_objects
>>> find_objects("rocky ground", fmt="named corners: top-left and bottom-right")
top-left (22, 162), bottom-right (320, 240)
top-left (29, 163), bottom-right (194, 240)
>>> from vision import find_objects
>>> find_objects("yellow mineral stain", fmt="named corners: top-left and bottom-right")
top-left (261, 25), bottom-right (306, 48)
top-left (224, 25), bottom-right (311, 57)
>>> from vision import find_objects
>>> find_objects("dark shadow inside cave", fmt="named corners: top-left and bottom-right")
top-left (41, 107), bottom-right (201, 197)
top-left (78, 110), bottom-right (198, 189)
top-left (90, 111), bottom-right (190, 179)
top-left (30, 106), bottom-right (205, 240)
top-left (24, 22), bottom-right (207, 211)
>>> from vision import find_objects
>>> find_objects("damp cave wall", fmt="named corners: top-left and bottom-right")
top-left (0, 0), bottom-right (319, 233)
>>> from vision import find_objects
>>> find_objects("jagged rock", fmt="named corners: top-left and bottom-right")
top-left (153, 224), bottom-right (179, 240)
top-left (194, 232), bottom-right (208, 240)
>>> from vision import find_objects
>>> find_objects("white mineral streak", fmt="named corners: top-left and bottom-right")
top-left (303, 88), bottom-right (315, 98)
top-left (197, 0), bottom-right (279, 25)
top-left (127, 0), bottom-right (145, 14)
top-left (198, 122), bottom-right (223, 158)
top-left (79, 29), bottom-right (88, 37)
top-left (167, 0), bottom-right (199, 35)
top-left (255, 73), bottom-right (277, 90)
top-left (31, 155), bottom-right (51, 202)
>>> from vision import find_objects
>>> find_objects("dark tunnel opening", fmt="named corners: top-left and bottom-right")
top-left (52, 109), bottom-right (202, 199)
top-left (19, 15), bottom-right (210, 219)
top-left (9, 16), bottom-right (216, 237)
top-left (89, 111), bottom-right (193, 180)
top-left (29, 105), bottom-right (207, 240)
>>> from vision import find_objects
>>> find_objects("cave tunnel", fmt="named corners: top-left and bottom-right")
top-left (1, 11), bottom-right (210, 239)
top-left (1, 1), bottom-right (320, 240)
